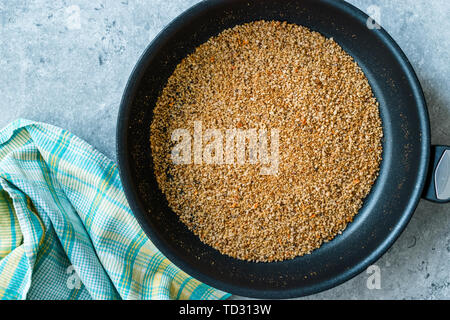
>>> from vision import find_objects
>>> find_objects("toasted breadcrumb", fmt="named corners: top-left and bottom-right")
top-left (150, 21), bottom-right (383, 262)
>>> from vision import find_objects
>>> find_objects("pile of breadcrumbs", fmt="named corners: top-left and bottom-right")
top-left (151, 21), bottom-right (383, 262)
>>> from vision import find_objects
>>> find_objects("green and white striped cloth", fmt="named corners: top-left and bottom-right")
top-left (0, 119), bottom-right (229, 300)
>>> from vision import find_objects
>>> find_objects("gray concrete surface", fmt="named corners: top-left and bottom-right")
top-left (0, 0), bottom-right (448, 299)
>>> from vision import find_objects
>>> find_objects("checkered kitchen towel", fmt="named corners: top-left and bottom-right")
top-left (0, 119), bottom-right (230, 300)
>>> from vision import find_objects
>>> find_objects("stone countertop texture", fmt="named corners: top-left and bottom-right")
top-left (0, 0), bottom-right (448, 299)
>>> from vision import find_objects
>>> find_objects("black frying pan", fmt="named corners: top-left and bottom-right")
top-left (117, 0), bottom-right (450, 298)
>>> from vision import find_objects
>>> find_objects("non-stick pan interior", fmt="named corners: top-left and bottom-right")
top-left (117, 0), bottom-right (430, 298)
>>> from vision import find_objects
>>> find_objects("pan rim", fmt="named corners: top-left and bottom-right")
top-left (116, 0), bottom-right (431, 298)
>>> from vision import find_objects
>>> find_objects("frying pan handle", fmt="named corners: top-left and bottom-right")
top-left (422, 145), bottom-right (450, 203)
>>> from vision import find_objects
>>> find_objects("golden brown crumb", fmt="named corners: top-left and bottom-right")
top-left (150, 21), bottom-right (383, 262)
